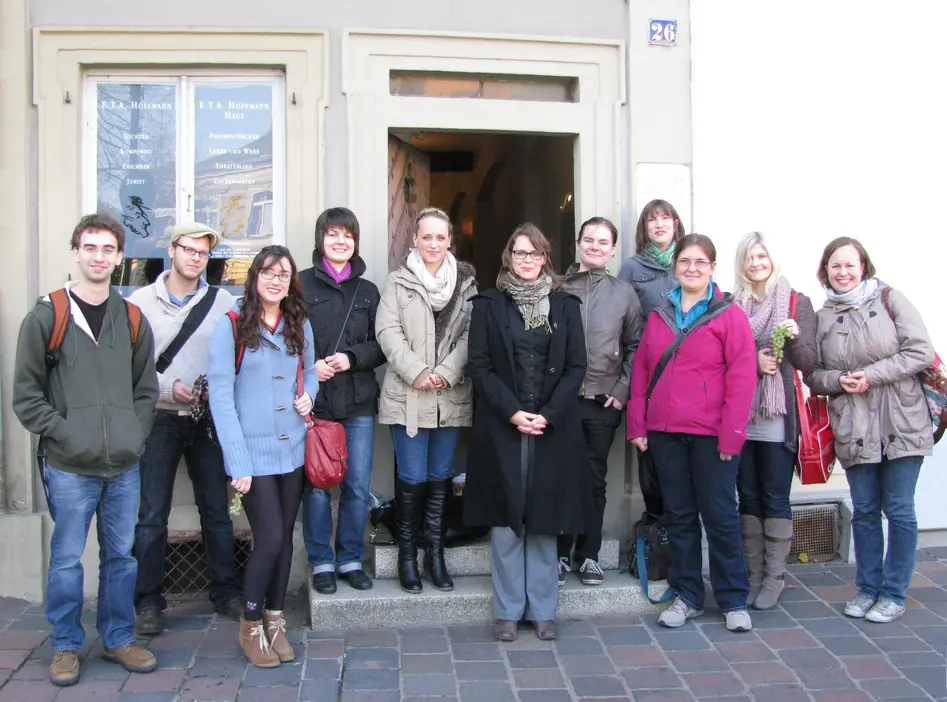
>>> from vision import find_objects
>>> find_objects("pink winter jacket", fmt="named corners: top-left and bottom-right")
top-left (627, 297), bottom-right (757, 456)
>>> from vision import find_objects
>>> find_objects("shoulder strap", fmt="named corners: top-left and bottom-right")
top-left (46, 288), bottom-right (71, 358)
top-left (155, 287), bottom-right (220, 373)
top-left (645, 302), bottom-right (732, 402)
top-left (881, 286), bottom-right (895, 321)
top-left (636, 532), bottom-right (676, 605)
top-left (228, 310), bottom-right (246, 375)
top-left (332, 280), bottom-right (361, 355)
top-left (124, 300), bottom-right (142, 345)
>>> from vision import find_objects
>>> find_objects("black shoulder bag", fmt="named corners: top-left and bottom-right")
top-left (156, 286), bottom-right (220, 373)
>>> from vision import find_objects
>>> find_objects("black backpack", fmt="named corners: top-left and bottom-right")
top-left (627, 513), bottom-right (674, 604)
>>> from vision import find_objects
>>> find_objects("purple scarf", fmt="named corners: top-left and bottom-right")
top-left (323, 256), bottom-right (352, 284)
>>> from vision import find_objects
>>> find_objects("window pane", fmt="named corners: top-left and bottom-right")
top-left (96, 83), bottom-right (177, 260)
top-left (194, 83), bottom-right (277, 259)
top-left (389, 72), bottom-right (577, 102)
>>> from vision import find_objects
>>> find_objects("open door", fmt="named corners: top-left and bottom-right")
top-left (387, 135), bottom-right (430, 271)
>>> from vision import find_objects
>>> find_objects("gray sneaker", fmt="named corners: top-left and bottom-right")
top-left (865, 597), bottom-right (906, 623)
top-left (658, 597), bottom-right (703, 628)
top-left (725, 608), bottom-right (753, 632)
top-left (844, 593), bottom-right (877, 618)
top-left (557, 557), bottom-right (570, 588)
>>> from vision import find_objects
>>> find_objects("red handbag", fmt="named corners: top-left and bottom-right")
top-left (296, 356), bottom-right (348, 490)
top-left (789, 292), bottom-right (836, 484)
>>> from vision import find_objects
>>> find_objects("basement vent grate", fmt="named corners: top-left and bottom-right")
top-left (789, 503), bottom-right (840, 564)
top-left (164, 530), bottom-right (253, 595)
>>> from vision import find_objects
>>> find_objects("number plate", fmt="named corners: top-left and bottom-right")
top-left (649, 19), bottom-right (678, 47)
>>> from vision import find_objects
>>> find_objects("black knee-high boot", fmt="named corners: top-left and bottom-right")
top-left (423, 478), bottom-right (454, 591)
top-left (395, 478), bottom-right (424, 594)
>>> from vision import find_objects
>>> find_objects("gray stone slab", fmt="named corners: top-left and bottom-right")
top-left (554, 636), bottom-right (604, 655)
top-left (242, 661), bottom-right (304, 686)
top-left (559, 654), bottom-right (616, 675)
top-left (746, 609), bottom-right (798, 629)
top-left (518, 691), bottom-right (573, 702)
top-left (454, 661), bottom-right (507, 680)
top-left (345, 647), bottom-right (400, 669)
top-left (886, 650), bottom-right (946, 667)
top-left (568, 674), bottom-right (627, 697)
top-left (506, 649), bottom-right (557, 668)
top-left (817, 636), bottom-right (879, 655)
top-left (598, 625), bottom-right (652, 645)
top-left (457, 681), bottom-right (516, 701)
top-left (682, 671), bottom-right (745, 696)
top-left (401, 653), bottom-right (453, 674)
top-left (778, 648), bottom-right (841, 669)
top-left (304, 658), bottom-right (343, 680)
top-left (402, 673), bottom-right (457, 695)
top-left (341, 668), bottom-right (400, 691)
top-left (451, 642), bottom-right (502, 661)
top-left (798, 617), bottom-right (861, 637)
top-left (652, 632), bottom-right (712, 651)
top-left (873, 636), bottom-right (933, 653)
top-left (794, 667), bottom-right (856, 689)
top-left (902, 665), bottom-right (947, 698)
top-left (859, 677), bottom-right (927, 698)
top-left (621, 665), bottom-right (685, 690)
top-left (778, 601), bottom-right (838, 619)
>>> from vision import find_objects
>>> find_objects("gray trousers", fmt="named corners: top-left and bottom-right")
top-left (490, 527), bottom-right (558, 621)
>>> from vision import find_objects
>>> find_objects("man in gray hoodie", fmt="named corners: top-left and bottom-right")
top-left (13, 213), bottom-right (159, 687)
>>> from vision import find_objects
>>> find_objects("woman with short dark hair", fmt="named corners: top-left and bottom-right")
top-left (208, 246), bottom-right (318, 667)
top-left (464, 223), bottom-right (590, 642)
top-left (807, 237), bottom-right (933, 623)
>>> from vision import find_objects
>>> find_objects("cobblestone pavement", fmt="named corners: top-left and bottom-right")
top-left (2, 549), bottom-right (947, 701)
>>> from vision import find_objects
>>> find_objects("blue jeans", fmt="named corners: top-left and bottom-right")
top-left (648, 432), bottom-right (749, 612)
top-left (44, 463), bottom-right (140, 652)
top-left (390, 425), bottom-right (460, 485)
top-left (846, 455), bottom-right (923, 605)
top-left (303, 415), bottom-right (376, 574)
top-left (737, 439), bottom-right (795, 520)
top-left (134, 413), bottom-right (240, 611)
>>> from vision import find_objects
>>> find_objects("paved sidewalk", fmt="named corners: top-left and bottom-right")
top-left (2, 550), bottom-right (947, 701)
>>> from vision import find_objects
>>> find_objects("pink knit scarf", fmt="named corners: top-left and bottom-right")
top-left (323, 256), bottom-right (352, 284)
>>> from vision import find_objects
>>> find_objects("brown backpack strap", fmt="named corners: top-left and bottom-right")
top-left (124, 300), bottom-right (142, 344)
top-left (228, 310), bottom-right (246, 374)
top-left (47, 288), bottom-right (71, 356)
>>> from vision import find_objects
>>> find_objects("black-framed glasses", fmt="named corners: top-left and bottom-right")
top-left (512, 250), bottom-right (545, 262)
top-left (260, 270), bottom-right (292, 283)
top-left (173, 243), bottom-right (211, 260)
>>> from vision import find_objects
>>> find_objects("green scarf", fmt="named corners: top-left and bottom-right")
top-left (644, 241), bottom-right (676, 269)
top-left (496, 271), bottom-right (552, 331)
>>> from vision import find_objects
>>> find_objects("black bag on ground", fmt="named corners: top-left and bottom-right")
top-left (627, 512), bottom-right (674, 604)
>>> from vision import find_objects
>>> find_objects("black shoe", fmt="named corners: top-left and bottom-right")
top-left (312, 571), bottom-right (337, 594)
top-left (217, 598), bottom-right (243, 623)
top-left (396, 478), bottom-right (425, 594)
top-left (340, 569), bottom-right (373, 591)
top-left (134, 607), bottom-right (166, 636)
top-left (423, 478), bottom-right (454, 592)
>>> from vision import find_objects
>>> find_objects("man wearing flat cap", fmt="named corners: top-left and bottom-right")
top-left (129, 222), bottom-right (243, 633)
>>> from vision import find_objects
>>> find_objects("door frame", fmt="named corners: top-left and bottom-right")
top-left (342, 30), bottom-right (626, 281)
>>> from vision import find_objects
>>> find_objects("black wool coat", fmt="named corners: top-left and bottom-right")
top-left (299, 253), bottom-right (386, 421)
top-left (462, 288), bottom-right (592, 537)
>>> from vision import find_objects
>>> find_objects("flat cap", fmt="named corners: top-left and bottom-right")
top-left (168, 222), bottom-right (221, 250)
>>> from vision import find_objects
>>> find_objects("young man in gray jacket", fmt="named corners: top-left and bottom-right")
top-left (13, 213), bottom-right (159, 686)
top-left (129, 223), bottom-right (241, 634)
top-left (557, 216), bottom-right (642, 586)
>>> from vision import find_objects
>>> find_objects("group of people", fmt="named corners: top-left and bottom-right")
top-left (12, 197), bottom-right (935, 684)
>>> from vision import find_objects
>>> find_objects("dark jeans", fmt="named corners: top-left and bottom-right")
top-left (737, 439), bottom-right (795, 520)
top-left (648, 431), bottom-right (749, 612)
top-left (846, 455), bottom-right (923, 605)
top-left (134, 412), bottom-right (241, 612)
top-left (558, 397), bottom-right (622, 562)
top-left (637, 447), bottom-right (664, 520)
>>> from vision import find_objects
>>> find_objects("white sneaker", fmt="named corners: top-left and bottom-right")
top-left (725, 608), bottom-right (753, 632)
top-left (658, 597), bottom-right (703, 628)
top-left (578, 558), bottom-right (604, 586)
top-left (557, 557), bottom-right (570, 588)
top-left (844, 593), bottom-right (877, 619)
top-left (865, 597), bottom-right (906, 623)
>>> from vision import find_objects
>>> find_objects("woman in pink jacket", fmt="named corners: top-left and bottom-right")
top-left (628, 234), bottom-right (757, 632)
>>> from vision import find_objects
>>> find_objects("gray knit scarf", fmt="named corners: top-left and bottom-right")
top-left (737, 275), bottom-right (791, 420)
top-left (496, 271), bottom-right (552, 331)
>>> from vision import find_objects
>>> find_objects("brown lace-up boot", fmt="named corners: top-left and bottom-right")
top-left (239, 617), bottom-right (280, 668)
top-left (263, 610), bottom-right (295, 662)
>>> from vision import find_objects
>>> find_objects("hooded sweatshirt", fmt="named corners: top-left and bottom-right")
top-left (12, 282), bottom-right (158, 477)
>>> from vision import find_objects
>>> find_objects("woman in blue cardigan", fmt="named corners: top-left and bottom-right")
top-left (208, 245), bottom-right (318, 668)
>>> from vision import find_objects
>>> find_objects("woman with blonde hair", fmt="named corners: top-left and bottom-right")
top-left (463, 223), bottom-right (589, 642)
top-left (376, 207), bottom-right (477, 595)
top-left (732, 233), bottom-right (817, 610)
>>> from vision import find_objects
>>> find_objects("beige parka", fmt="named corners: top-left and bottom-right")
top-left (376, 260), bottom-right (477, 436)
top-left (806, 284), bottom-right (935, 469)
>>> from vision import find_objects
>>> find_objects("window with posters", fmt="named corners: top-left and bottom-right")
top-left (84, 74), bottom-right (285, 291)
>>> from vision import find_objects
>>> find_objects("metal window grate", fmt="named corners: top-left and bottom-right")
top-left (789, 503), bottom-right (840, 564)
top-left (164, 530), bottom-right (253, 595)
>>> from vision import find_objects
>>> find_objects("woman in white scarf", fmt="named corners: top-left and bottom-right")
top-left (376, 207), bottom-right (477, 596)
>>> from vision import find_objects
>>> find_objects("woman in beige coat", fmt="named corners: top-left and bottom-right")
top-left (807, 237), bottom-right (934, 624)
top-left (376, 207), bottom-right (477, 595)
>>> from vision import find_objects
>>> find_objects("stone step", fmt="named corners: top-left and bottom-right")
top-left (309, 572), bottom-right (666, 630)
top-left (370, 536), bottom-right (622, 579)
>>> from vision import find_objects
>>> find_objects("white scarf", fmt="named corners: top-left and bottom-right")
top-left (405, 249), bottom-right (457, 312)
top-left (826, 277), bottom-right (880, 310)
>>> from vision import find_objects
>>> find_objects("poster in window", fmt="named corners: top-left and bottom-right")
top-left (95, 83), bottom-right (177, 259)
top-left (193, 84), bottom-right (276, 258)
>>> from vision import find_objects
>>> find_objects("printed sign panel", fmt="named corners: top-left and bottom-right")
top-left (95, 83), bottom-right (177, 259)
top-left (193, 83), bottom-right (275, 258)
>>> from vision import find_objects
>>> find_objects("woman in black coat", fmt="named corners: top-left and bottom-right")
top-left (299, 208), bottom-right (386, 595)
top-left (463, 223), bottom-right (590, 643)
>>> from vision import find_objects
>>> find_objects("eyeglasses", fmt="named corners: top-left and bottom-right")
top-left (676, 258), bottom-right (712, 271)
top-left (260, 270), bottom-right (293, 283)
top-left (512, 250), bottom-right (546, 262)
top-left (80, 244), bottom-right (117, 256)
top-left (174, 243), bottom-right (211, 260)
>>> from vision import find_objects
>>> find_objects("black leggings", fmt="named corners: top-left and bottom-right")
top-left (241, 467), bottom-right (305, 620)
